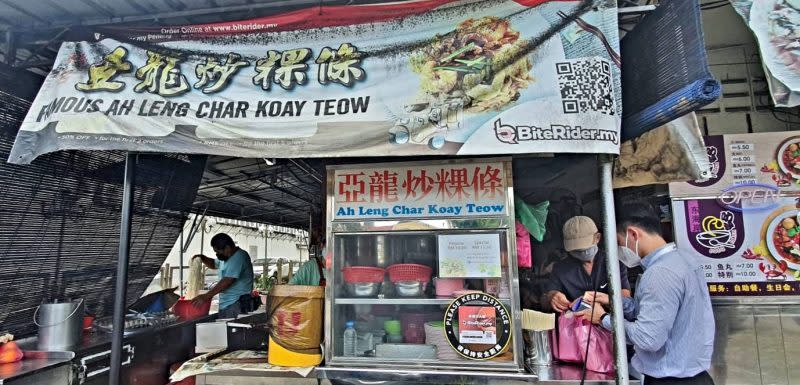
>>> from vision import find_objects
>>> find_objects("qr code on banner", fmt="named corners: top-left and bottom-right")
top-left (556, 59), bottom-right (615, 115)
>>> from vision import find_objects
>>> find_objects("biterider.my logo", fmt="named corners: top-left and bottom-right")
top-left (493, 119), bottom-right (618, 145)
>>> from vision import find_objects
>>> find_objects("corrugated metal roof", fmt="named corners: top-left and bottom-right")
top-left (194, 156), bottom-right (324, 229)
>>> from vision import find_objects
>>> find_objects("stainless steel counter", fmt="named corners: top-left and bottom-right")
top-left (0, 350), bottom-right (75, 385)
top-left (709, 300), bottom-right (800, 385)
top-left (194, 363), bottom-right (626, 385)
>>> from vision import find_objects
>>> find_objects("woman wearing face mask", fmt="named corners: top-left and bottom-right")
top-left (542, 216), bottom-right (632, 312)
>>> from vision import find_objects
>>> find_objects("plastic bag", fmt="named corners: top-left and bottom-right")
top-left (577, 321), bottom-right (615, 374)
top-left (552, 313), bottom-right (583, 363)
top-left (0, 341), bottom-right (23, 364)
top-left (516, 221), bottom-right (532, 268)
top-left (515, 197), bottom-right (549, 242)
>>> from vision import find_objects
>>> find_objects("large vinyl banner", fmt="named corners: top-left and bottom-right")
top-left (730, 0), bottom-right (800, 107)
top-left (8, 0), bottom-right (621, 164)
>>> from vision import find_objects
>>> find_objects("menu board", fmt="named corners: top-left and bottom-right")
top-left (669, 132), bottom-right (800, 198)
top-left (670, 132), bottom-right (800, 296)
top-left (437, 233), bottom-right (501, 278)
top-left (672, 196), bottom-right (800, 296)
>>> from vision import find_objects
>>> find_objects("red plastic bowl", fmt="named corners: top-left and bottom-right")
top-left (342, 266), bottom-right (385, 284)
top-left (172, 299), bottom-right (211, 321)
top-left (387, 264), bottom-right (432, 283)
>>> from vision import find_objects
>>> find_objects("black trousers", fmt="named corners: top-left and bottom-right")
top-left (644, 371), bottom-right (714, 385)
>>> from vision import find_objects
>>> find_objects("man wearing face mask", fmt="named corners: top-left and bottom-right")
top-left (543, 216), bottom-right (631, 312)
top-left (192, 233), bottom-right (255, 319)
top-left (578, 202), bottom-right (715, 385)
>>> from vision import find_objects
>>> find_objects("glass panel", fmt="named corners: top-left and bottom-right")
top-left (331, 230), bottom-right (514, 364)
top-left (331, 303), bottom-right (514, 364)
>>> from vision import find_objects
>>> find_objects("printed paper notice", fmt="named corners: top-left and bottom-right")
top-left (438, 233), bottom-right (501, 278)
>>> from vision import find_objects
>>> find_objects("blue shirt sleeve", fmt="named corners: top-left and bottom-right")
top-left (214, 259), bottom-right (220, 269)
top-left (620, 266), bottom-right (684, 352)
top-left (601, 296), bottom-right (637, 330)
top-left (220, 252), bottom-right (245, 279)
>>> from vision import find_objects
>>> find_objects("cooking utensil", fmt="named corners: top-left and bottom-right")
top-left (346, 282), bottom-right (381, 297)
top-left (35, 299), bottom-right (84, 351)
top-left (524, 329), bottom-right (553, 366)
top-left (394, 280), bottom-right (426, 297)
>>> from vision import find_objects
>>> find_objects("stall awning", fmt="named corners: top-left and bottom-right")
top-left (0, 77), bottom-right (207, 337)
top-left (7, 0), bottom-right (624, 164)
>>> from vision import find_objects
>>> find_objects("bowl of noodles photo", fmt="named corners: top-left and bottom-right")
top-left (409, 16), bottom-right (533, 113)
top-left (776, 136), bottom-right (800, 179)
top-left (765, 208), bottom-right (800, 270)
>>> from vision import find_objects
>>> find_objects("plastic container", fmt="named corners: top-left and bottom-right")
top-left (386, 264), bottom-right (432, 283)
top-left (342, 266), bottom-right (385, 284)
top-left (268, 336), bottom-right (322, 366)
top-left (82, 316), bottom-right (94, 331)
top-left (343, 321), bottom-right (357, 357)
top-left (434, 278), bottom-right (465, 297)
top-left (384, 320), bottom-right (401, 335)
top-left (172, 299), bottom-right (211, 321)
top-left (268, 285), bottom-right (324, 359)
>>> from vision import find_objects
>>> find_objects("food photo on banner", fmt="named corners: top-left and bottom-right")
top-left (8, 0), bottom-right (622, 164)
top-left (730, 0), bottom-right (800, 107)
top-left (670, 131), bottom-right (800, 296)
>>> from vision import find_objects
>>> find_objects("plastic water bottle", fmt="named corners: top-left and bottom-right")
top-left (343, 321), bottom-right (357, 357)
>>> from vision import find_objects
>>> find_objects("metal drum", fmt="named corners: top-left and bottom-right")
top-left (35, 299), bottom-right (84, 351)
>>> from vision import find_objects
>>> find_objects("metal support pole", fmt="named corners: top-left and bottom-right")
top-left (599, 155), bottom-right (629, 385)
top-left (179, 225), bottom-right (184, 296)
top-left (110, 153), bottom-right (136, 385)
top-left (264, 225), bottom-right (269, 277)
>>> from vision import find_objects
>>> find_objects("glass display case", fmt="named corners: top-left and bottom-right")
top-left (325, 159), bottom-right (523, 372)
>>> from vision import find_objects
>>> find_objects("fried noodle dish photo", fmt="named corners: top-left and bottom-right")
top-left (410, 17), bottom-right (533, 113)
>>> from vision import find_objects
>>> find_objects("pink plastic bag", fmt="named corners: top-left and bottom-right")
top-left (576, 320), bottom-right (616, 374)
top-left (515, 221), bottom-right (532, 268)
top-left (552, 313), bottom-right (583, 363)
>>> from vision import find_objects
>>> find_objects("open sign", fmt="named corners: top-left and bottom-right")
top-left (717, 183), bottom-right (780, 212)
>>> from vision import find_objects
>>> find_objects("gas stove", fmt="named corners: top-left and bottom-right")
top-left (94, 311), bottom-right (179, 335)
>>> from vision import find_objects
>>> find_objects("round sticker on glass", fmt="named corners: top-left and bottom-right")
top-left (443, 292), bottom-right (511, 360)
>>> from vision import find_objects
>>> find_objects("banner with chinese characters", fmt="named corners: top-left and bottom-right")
top-left (8, 0), bottom-right (622, 164)
top-left (331, 159), bottom-right (509, 220)
top-left (669, 132), bottom-right (800, 198)
top-left (671, 196), bottom-right (800, 296)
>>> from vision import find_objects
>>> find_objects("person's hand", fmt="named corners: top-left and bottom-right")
top-left (549, 291), bottom-right (570, 312)
top-left (192, 254), bottom-right (205, 261)
top-left (191, 293), bottom-right (211, 307)
top-left (583, 291), bottom-right (610, 307)
top-left (576, 305), bottom-right (607, 325)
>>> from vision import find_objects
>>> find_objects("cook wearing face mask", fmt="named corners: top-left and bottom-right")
top-left (542, 216), bottom-right (632, 312)
top-left (576, 202), bottom-right (715, 385)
